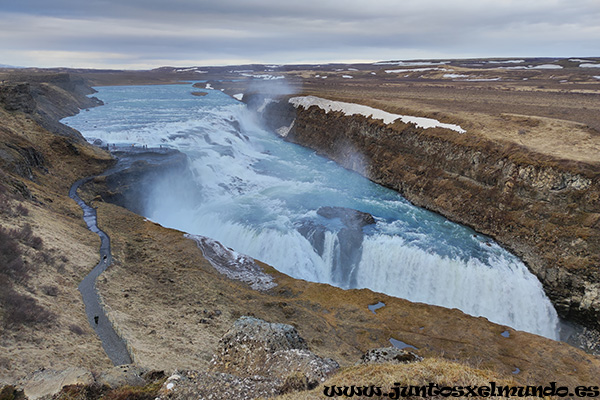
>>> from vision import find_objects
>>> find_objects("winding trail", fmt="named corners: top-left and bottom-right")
top-left (69, 178), bottom-right (132, 366)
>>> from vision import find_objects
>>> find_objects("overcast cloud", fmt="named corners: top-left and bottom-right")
top-left (1, 0), bottom-right (599, 69)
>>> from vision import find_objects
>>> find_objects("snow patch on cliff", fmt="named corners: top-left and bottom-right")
top-left (289, 96), bottom-right (466, 133)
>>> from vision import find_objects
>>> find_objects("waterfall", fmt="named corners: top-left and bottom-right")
top-left (62, 83), bottom-right (560, 339)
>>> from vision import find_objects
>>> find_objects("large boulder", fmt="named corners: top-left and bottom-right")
top-left (316, 206), bottom-right (375, 228)
top-left (210, 316), bottom-right (339, 389)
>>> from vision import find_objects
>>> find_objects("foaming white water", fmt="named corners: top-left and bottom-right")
top-left (357, 235), bottom-right (558, 339)
top-left (63, 84), bottom-right (560, 339)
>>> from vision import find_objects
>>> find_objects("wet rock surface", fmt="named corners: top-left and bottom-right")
top-left (186, 235), bottom-right (277, 291)
top-left (316, 206), bottom-right (376, 228)
top-left (296, 206), bottom-right (375, 288)
top-left (84, 147), bottom-right (189, 215)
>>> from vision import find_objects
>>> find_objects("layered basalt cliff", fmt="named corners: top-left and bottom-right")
top-left (0, 73), bottom-right (103, 140)
top-left (254, 95), bottom-right (600, 331)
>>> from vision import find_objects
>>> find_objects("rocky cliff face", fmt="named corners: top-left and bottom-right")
top-left (0, 73), bottom-right (103, 140)
top-left (254, 95), bottom-right (600, 330)
top-left (0, 74), bottom-right (109, 198)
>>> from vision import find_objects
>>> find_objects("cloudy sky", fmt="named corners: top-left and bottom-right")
top-left (1, 0), bottom-right (599, 69)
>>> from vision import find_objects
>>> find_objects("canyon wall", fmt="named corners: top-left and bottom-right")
top-left (255, 95), bottom-right (600, 330)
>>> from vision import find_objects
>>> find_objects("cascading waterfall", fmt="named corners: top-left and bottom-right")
top-left (62, 83), bottom-right (560, 339)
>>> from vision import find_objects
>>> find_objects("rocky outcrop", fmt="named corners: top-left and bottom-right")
top-left (316, 206), bottom-right (375, 228)
top-left (0, 73), bottom-right (103, 140)
top-left (210, 316), bottom-right (339, 386)
top-left (255, 95), bottom-right (600, 330)
top-left (0, 143), bottom-right (46, 182)
top-left (186, 234), bottom-right (277, 291)
top-left (156, 316), bottom-right (339, 399)
top-left (0, 83), bottom-right (36, 113)
top-left (85, 148), bottom-right (189, 215)
top-left (307, 206), bottom-right (376, 287)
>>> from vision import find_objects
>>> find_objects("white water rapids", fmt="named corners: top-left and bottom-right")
top-left (62, 83), bottom-right (560, 339)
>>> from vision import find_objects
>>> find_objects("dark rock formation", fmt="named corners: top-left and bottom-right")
top-left (317, 206), bottom-right (376, 228)
top-left (0, 143), bottom-right (46, 181)
top-left (294, 207), bottom-right (376, 288)
top-left (0, 73), bottom-right (103, 140)
top-left (316, 206), bottom-right (375, 287)
top-left (84, 148), bottom-right (189, 215)
top-left (0, 83), bottom-right (36, 113)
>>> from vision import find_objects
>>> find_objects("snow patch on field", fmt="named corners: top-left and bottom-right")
top-left (241, 73), bottom-right (285, 80)
top-left (466, 77), bottom-right (501, 81)
top-left (500, 64), bottom-right (563, 70)
top-left (532, 64), bottom-right (563, 69)
top-left (443, 74), bottom-right (469, 79)
top-left (385, 68), bottom-right (449, 73)
top-left (375, 61), bottom-right (449, 66)
top-left (175, 67), bottom-right (208, 73)
top-left (289, 95), bottom-right (465, 133)
top-left (487, 60), bottom-right (525, 64)
top-left (580, 63), bottom-right (600, 68)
